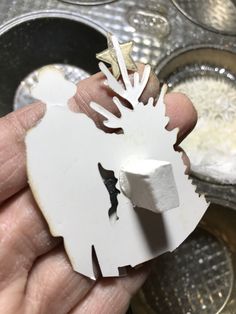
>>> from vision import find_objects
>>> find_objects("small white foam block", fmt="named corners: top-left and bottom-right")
top-left (119, 159), bottom-right (179, 213)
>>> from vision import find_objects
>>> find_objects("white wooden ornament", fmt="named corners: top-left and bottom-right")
top-left (26, 36), bottom-right (209, 279)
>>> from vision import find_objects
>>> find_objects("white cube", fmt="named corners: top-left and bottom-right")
top-left (119, 159), bottom-right (179, 213)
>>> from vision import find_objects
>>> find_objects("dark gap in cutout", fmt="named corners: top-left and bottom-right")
top-left (98, 163), bottom-right (120, 224)
top-left (118, 265), bottom-right (133, 276)
top-left (92, 245), bottom-right (102, 279)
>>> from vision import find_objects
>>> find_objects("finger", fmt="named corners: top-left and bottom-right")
top-left (0, 188), bottom-right (60, 290)
top-left (0, 102), bottom-right (45, 204)
top-left (24, 246), bottom-right (94, 314)
top-left (70, 265), bottom-right (150, 314)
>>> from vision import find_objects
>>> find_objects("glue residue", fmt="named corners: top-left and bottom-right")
top-left (173, 76), bottom-right (236, 184)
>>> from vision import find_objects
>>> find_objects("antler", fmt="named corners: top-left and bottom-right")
top-left (99, 35), bottom-right (151, 108)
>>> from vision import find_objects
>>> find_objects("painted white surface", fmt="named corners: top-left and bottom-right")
top-left (26, 36), bottom-right (209, 279)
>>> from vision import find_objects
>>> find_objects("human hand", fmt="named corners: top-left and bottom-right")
top-left (0, 65), bottom-right (196, 314)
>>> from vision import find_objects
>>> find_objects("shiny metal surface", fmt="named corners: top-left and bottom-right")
top-left (172, 0), bottom-right (236, 35)
top-left (140, 229), bottom-right (232, 314)
top-left (127, 8), bottom-right (170, 38)
top-left (58, 0), bottom-right (117, 5)
top-left (132, 204), bottom-right (236, 314)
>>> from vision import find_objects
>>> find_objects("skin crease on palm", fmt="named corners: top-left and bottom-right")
top-left (0, 63), bottom-right (197, 314)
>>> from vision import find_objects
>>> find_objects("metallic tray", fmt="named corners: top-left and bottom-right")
top-left (0, 0), bottom-right (235, 209)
